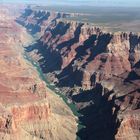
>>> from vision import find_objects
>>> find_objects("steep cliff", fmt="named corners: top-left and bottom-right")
top-left (101, 60), bottom-right (140, 140)
top-left (17, 7), bottom-right (140, 140)
top-left (17, 8), bottom-right (140, 89)
top-left (0, 6), bottom-right (77, 140)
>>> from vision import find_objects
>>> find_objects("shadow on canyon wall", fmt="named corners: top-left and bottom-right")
top-left (46, 21), bottom-right (70, 38)
top-left (72, 84), bottom-right (121, 140)
top-left (57, 23), bottom-right (83, 50)
top-left (16, 8), bottom-right (140, 140)
top-left (25, 41), bottom-right (63, 73)
top-left (57, 33), bottom-right (112, 87)
top-left (20, 15), bottom-right (126, 140)
top-left (134, 60), bottom-right (140, 68)
top-left (25, 41), bottom-right (121, 140)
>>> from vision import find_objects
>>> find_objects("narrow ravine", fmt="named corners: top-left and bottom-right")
top-left (22, 42), bottom-right (85, 140)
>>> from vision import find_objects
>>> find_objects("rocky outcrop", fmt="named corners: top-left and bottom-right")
top-left (18, 9), bottom-right (140, 89)
top-left (17, 7), bottom-right (70, 36)
top-left (17, 6), bottom-right (140, 140)
top-left (0, 6), bottom-right (77, 140)
top-left (101, 62), bottom-right (140, 140)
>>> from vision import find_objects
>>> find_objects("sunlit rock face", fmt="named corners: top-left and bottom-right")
top-left (17, 6), bottom-right (140, 140)
top-left (101, 62), bottom-right (140, 140)
top-left (17, 8), bottom-right (140, 89)
top-left (0, 6), bottom-right (77, 140)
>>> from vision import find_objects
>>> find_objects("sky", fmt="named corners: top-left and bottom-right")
top-left (0, 0), bottom-right (140, 7)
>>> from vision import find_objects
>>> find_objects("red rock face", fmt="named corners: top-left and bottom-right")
top-left (101, 61), bottom-right (140, 140)
top-left (116, 114), bottom-right (140, 140)
top-left (0, 6), bottom-right (77, 140)
top-left (18, 8), bottom-right (140, 89)
top-left (27, 21), bottom-right (139, 88)
top-left (17, 7), bottom-right (140, 140)
top-left (0, 6), bottom-right (50, 138)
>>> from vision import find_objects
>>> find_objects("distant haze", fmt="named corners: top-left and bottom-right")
top-left (0, 0), bottom-right (140, 7)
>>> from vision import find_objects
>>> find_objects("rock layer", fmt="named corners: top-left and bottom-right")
top-left (17, 7), bottom-right (140, 140)
top-left (0, 5), bottom-right (77, 140)
top-left (17, 7), bottom-right (140, 88)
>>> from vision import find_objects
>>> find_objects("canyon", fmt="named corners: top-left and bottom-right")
top-left (0, 4), bottom-right (140, 140)
top-left (16, 6), bottom-right (140, 140)
top-left (0, 5), bottom-right (77, 140)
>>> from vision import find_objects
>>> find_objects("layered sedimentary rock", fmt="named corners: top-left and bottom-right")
top-left (0, 6), bottom-right (77, 140)
top-left (101, 61), bottom-right (140, 140)
top-left (17, 7), bottom-right (140, 140)
top-left (17, 8), bottom-right (140, 89)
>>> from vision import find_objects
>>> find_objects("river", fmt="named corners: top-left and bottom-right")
top-left (23, 45), bottom-right (84, 140)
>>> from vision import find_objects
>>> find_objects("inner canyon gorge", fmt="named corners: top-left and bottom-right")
top-left (0, 4), bottom-right (140, 140)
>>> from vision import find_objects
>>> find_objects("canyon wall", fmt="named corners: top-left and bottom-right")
top-left (0, 6), bottom-right (77, 140)
top-left (17, 8), bottom-right (140, 89)
top-left (17, 7), bottom-right (140, 140)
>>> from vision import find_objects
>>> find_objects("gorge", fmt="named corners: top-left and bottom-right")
top-left (0, 4), bottom-right (140, 140)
